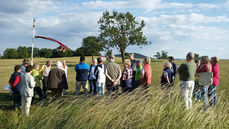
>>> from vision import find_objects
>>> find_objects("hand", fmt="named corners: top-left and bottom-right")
top-left (112, 81), bottom-right (118, 87)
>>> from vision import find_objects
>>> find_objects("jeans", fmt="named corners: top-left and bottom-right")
top-left (208, 85), bottom-right (217, 107)
top-left (32, 87), bottom-right (43, 104)
top-left (89, 80), bottom-right (97, 95)
top-left (97, 83), bottom-right (105, 95)
top-left (21, 96), bottom-right (32, 116)
top-left (12, 87), bottom-right (21, 109)
top-left (202, 85), bottom-right (209, 111)
top-left (180, 81), bottom-right (195, 109)
top-left (76, 81), bottom-right (88, 95)
top-left (42, 76), bottom-right (48, 98)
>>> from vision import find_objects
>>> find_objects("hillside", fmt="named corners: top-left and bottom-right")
top-left (114, 53), bottom-right (151, 59)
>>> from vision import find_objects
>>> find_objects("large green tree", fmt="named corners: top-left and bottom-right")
top-left (98, 10), bottom-right (151, 62)
top-left (81, 36), bottom-right (104, 58)
top-left (39, 48), bottom-right (53, 58)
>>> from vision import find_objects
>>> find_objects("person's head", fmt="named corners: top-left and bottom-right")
top-left (97, 57), bottom-right (103, 64)
top-left (164, 61), bottom-right (172, 69)
top-left (56, 61), bottom-right (63, 69)
top-left (200, 56), bottom-right (209, 65)
top-left (92, 59), bottom-right (97, 65)
top-left (124, 59), bottom-right (131, 68)
top-left (144, 57), bottom-right (151, 64)
top-left (129, 53), bottom-right (134, 60)
top-left (136, 60), bottom-right (142, 67)
top-left (26, 65), bottom-right (34, 73)
top-left (186, 52), bottom-right (194, 62)
top-left (168, 56), bottom-right (174, 63)
top-left (80, 56), bottom-right (85, 62)
top-left (195, 59), bottom-right (200, 67)
top-left (23, 58), bottom-right (29, 67)
top-left (210, 56), bottom-right (219, 65)
top-left (108, 54), bottom-right (115, 62)
top-left (14, 65), bottom-right (21, 73)
top-left (46, 60), bottom-right (52, 67)
top-left (62, 60), bottom-right (66, 66)
top-left (33, 63), bottom-right (40, 70)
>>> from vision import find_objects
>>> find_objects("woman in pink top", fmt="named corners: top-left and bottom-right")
top-left (209, 57), bottom-right (219, 107)
top-left (196, 56), bottom-right (212, 111)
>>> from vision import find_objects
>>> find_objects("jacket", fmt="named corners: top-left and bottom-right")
top-left (20, 73), bottom-right (36, 97)
top-left (47, 68), bottom-right (68, 90)
top-left (32, 69), bottom-right (43, 87)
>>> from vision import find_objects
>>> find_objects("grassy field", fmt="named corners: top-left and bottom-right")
top-left (0, 57), bottom-right (229, 129)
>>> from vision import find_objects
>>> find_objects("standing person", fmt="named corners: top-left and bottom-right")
top-left (62, 60), bottom-right (68, 95)
top-left (94, 57), bottom-right (106, 96)
top-left (178, 52), bottom-right (196, 109)
top-left (20, 65), bottom-right (35, 116)
top-left (31, 63), bottom-right (43, 104)
top-left (40, 61), bottom-right (52, 99)
top-left (196, 56), bottom-right (212, 111)
top-left (9, 65), bottom-right (22, 110)
top-left (139, 57), bottom-right (152, 88)
top-left (105, 54), bottom-right (122, 94)
top-left (75, 56), bottom-right (90, 96)
top-left (47, 61), bottom-right (68, 100)
top-left (21, 59), bottom-right (29, 75)
top-left (168, 56), bottom-right (178, 81)
top-left (161, 62), bottom-right (174, 94)
top-left (121, 59), bottom-right (133, 93)
top-left (88, 59), bottom-right (97, 95)
top-left (209, 57), bottom-right (220, 107)
top-left (134, 60), bottom-right (143, 88)
top-left (129, 53), bottom-right (137, 88)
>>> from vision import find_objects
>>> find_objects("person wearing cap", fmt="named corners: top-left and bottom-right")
top-left (105, 54), bottom-right (122, 94)
top-left (47, 61), bottom-right (68, 100)
top-left (21, 59), bottom-right (29, 75)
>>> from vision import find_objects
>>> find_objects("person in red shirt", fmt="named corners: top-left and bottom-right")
top-left (9, 65), bottom-right (22, 109)
top-left (209, 57), bottom-right (220, 107)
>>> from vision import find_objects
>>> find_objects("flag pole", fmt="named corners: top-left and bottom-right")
top-left (31, 18), bottom-right (36, 65)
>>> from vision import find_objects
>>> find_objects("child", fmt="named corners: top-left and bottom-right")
top-left (193, 59), bottom-right (202, 101)
top-left (20, 65), bottom-right (35, 116)
top-left (94, 57), bottom-right (106, 96)
top-left (89, 59), bottom-right (97, 95)
top-left (32, 63), bottom-right (43, 104)
top-left (161, 62), bottom-right (173, 94)
top-left (9, 65), bottom-right (22, 109)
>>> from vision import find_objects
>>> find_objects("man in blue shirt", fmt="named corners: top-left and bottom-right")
top-left (75, 56), bottom-right (90, 95)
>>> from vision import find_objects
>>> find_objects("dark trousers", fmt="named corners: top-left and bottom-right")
top-left (131, 71), bottom-right (136, 89)
top-left (42, 76), bottom-right (48, 98)
top-left (107, 84), bottom-right (119, 94)
top-left (32, 87), bottom-right (43, 104)
top-left (51, 89), bottom-right (63, 101)
top-left (121, 79), bottom-right (132, 93)
top-left (12, 87), bottom-right (21, 109)
top-left (89, 80), bottom-right (97, 94)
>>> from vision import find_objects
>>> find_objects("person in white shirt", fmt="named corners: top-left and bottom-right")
top-left (20, 65), bottom-right (36, 116)
top-left (62, 60), bottom-right (68, 95)
top-left (94, 57), bottom-right (106, 96)
top-left (40, 61), bottom-right (52, 98)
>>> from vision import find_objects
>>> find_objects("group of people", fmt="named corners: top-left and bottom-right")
top-left (8, 52), bottom-right (219, 116)
top-left (75, 54), bottom-right (152, 96)
top-left (9, 59), bottom-right (68, 116)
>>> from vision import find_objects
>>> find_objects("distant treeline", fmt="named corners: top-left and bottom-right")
top-left (1, 46), bottom-right (102, 59)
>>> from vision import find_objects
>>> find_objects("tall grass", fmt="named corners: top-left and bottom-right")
top-left (1, 85), bottom-right (229, 129)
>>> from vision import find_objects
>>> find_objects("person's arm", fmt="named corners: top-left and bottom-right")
top-left (62, 73), bottom-right (68, 89)
top-left (12, 76), bottom-right (20, 87)
top-left (165, 76), bottom-right (170, 85)
top-left (196, 64), bottom-right (208, 73)
top-left (75, 65), bottom-right (78, 72)
top-left (140, 68), bottom-right (145, 79)
top-left (29, 76), bottom-right (36, 88)
top-left (105, 70), bottom-right (114, 82)
top-left (115, 67), bottom-right (122, 82)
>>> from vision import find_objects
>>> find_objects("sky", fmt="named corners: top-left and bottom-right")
top-left (0, 0), bottom-right (229, 59)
